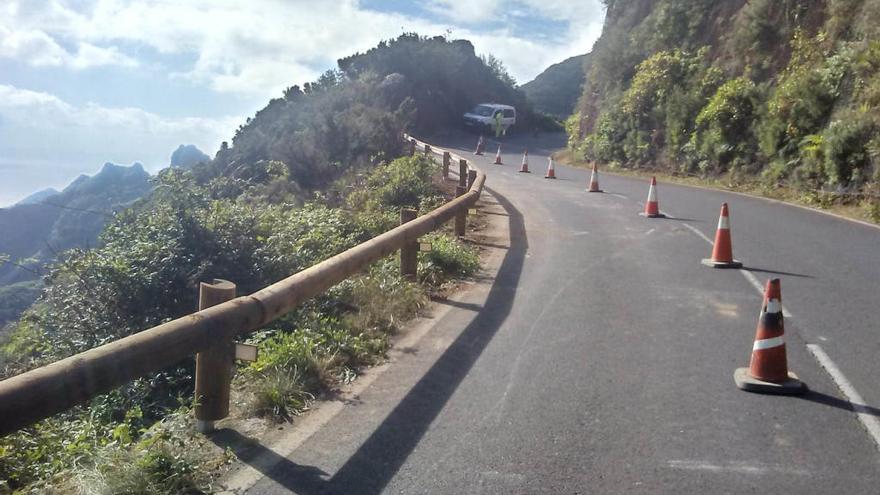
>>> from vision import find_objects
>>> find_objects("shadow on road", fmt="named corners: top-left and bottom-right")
top-left (217, 187), bottom-right (528, 494)
top-left (209, 428), bottom-right (329, 487)
top-left (796, 389), bottom-right (880, 417)
top-left (741, 266), bottom-right (814, 279)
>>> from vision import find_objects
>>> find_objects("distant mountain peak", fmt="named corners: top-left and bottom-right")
top-left (170, 144), bottom-right (210, 169)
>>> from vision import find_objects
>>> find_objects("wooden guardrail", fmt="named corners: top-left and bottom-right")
top-left (0, 134), bottom-right (485, 436)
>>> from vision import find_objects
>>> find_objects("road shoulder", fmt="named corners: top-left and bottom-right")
top-left (215, 188), bottom-right (512, 494)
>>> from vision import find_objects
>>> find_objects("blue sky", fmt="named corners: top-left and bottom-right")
top-left (0, 0), bottom-right (605, 206)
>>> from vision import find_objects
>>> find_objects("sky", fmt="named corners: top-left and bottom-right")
top-left (0, 0), bottom-right (606, 206)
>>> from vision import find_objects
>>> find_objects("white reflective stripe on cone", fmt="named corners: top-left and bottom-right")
top-left (753, 335), bottom-right (785, 351)
top-left (717, 214), bottom-right (730, 230)
top-left (647, 186), bottom-right (657, 202)
top-left (766, 299), bottom-right (782, 314)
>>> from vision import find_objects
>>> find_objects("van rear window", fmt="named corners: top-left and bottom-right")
top-left (471, 105), bottom-right (495, 116)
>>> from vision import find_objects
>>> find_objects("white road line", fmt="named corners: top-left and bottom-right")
top-left (675, 216), bottom-right (792, 316)
top-left (806, 344), bottom-right (880, 451)
top-left (667, 459), bottom-right (809, 476)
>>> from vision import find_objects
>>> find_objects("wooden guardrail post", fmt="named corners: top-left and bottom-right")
top-left (400, 209), bottom-right (418, 279)
top-left (454, 186), bottom-right (467, 237)
top-left (409, 139), bottom-right (416, 156)
top-left (467, 170), bottom-right (477, 190)
top-left (194, 279), bottom-right (236, 433)
top-left (423, 144), bottom-right (431, 156)
top-left (442, 152), bottom-right (450, 179)
top-left (459, 159), bottom-right (467, 187)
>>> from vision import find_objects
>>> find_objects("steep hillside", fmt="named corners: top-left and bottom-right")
top-left (521, 54), bottom-right (590, 117)
top-left (15, 188), bottom-right (60, 206)
top-left (572, 0), bottom-right (880, 219)
top-left (201, 34), bottom-right (541, 193)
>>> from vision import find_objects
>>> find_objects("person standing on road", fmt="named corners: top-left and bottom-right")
top-left (494, 110), bottom-right (504, 138)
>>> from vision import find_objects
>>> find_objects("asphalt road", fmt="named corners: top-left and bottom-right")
top-left (237, 131), bottom-right (880, 494)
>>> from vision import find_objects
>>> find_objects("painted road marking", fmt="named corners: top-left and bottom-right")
top-left (677, 218), bottom-right (792, 317)
top-left (667, 459), bottom-right (809, 476)
top-left (806, 344), bottom-right (880, 451)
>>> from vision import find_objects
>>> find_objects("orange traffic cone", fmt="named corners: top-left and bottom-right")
top-left (587, 163), bottom-right (603, 192)
top-left (519, 150), bottom-right (531, 173)
top-left (641, 177), bottom-right (664, 217)
top-left (734, 279), bottom-right (806, 395)
top-left (544, 157), bottom-right (557, 179)
top-left (701, 203), bottom-right (742, 268)
top-left (474, 136), bottom-right (484, 155)
top-left (494, 145), bottom-right (503, 165)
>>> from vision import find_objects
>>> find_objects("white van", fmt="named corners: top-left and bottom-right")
top-left (463, 103), bottom-right (516, 134)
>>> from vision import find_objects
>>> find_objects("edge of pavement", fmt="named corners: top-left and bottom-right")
top-left (552, 152), bottom-right (880, 232)
top-left (216, 187), bottom-right (512, 494)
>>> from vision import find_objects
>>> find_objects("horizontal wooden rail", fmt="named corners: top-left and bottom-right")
top-left (0, 134), bottom-right (484, 436)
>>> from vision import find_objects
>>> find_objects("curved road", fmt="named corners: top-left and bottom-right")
top-left (232, 132), bottom-right (880, 494)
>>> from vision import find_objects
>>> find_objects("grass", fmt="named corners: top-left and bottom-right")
top-left (553, 148), bottom-right (880, 226)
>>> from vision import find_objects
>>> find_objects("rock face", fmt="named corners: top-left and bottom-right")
top-left (170, 144), bottom-right (210, 169)
top-left (0, 162), bottom-right (152, 286)
top-left (521, 54), bottom-right (590, 118)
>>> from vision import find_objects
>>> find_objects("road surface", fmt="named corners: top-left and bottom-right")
top-left (227, 131), bottom-right (880, 494)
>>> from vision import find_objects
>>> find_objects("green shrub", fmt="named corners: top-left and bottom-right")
top-left (690, 77), bottom-right (759, 173)
top-left (350, 155), bottom-right (437, 210)
top-left (759, 33), bottom-right (849, 166)
top-left (348, 258), bottom-right (427, 335)
top-left (821, 114), bottom-right (876, 186)
top-left (418, 233), bottom-right (480, 286)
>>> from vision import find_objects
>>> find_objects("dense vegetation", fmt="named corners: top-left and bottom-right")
top-left (521, 54), bottom-right (590, 117)
top-left (0, 33), bottom-right (513, 493)
top-left (571, 0), bottom-right (880, 220)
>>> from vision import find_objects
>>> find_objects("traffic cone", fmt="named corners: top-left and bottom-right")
top-left (494, 145), bottom-right (503, 165)
top-left (701, 203), bottom-right (742, 268)
top-left (587, 163), bottom-right (603, 192)
top-left (474, 136), bottom-right (484, 155)
top-left (641, 177), bottom-right (664, 217)
top-left (544, 157), bottom-right (557, 179)
top-left (519, 150), bottom-right (531, 173)
top-left (734, 279), bottom-right (806, 395)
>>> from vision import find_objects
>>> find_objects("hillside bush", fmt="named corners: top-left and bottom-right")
top-left (690, 77), bottom-right (760, 173)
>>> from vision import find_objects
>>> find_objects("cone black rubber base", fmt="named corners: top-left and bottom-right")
top-left (639, 212), bottom-right (666, 218)
top-left (545, 176), bottom-right (557, 179)
top-left (734, 368), bottom-right (807, 395)
top-left (701, 258), bottom-right (743, 269)
top-left (587, 189), bottom-right (604, 193)
top-left (519, 170), bottom-right (531, 173)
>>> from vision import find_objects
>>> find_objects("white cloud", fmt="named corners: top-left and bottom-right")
top-left (0, 84), bottom-right (240, 204)
top-left (0, 0), bottom-right (604, 93)
top-left (426, 0), bottom-right (502, 24)
top-left (0, 25), bottom-right (138, 69)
